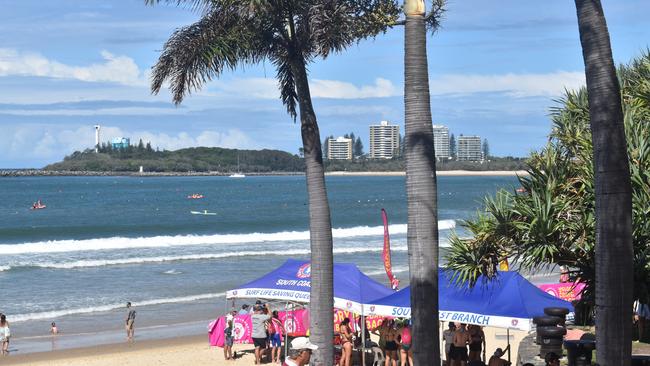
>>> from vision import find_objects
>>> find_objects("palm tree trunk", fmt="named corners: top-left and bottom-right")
top-left (404, 4), bottom-right (441, 365)
top-left (291, 55), bottom-right (334, 366)
top-left (574, 1), bottom-right (633, 365)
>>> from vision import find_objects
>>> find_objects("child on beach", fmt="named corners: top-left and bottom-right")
top-left (125, 302), bottom-right (136, 341)
top-left (50, 322), bottom-right (59, 334)
top-left (224, 319), bottom-right (234, 360)
top-left (0, 314), bottom-right (10, 355)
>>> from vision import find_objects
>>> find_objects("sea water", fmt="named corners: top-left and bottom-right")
top-left (0, 175), bottom-right (518, 351)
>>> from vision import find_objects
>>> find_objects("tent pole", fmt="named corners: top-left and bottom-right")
top-left (284, 301), bottom-right (289, 363)
top-left (361, 311), bottom-right (366, 366)
top-left (506, 328), bottom-right (511, 363)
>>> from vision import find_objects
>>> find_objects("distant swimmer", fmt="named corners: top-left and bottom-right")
top-left (50, 322), bottom-right (59, 335)
top-left (31, 200), bottom-right (46, 210)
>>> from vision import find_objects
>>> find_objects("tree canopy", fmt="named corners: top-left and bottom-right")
top-left (445, 52), bottom-right (650, 305)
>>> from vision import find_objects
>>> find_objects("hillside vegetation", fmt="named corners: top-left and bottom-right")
top-left (45, 145), bottom-right (527, 173)
top-left (45, 147), bottom-right (305, 173)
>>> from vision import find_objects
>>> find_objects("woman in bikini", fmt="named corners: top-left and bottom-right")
top-left (399, 321), bottom-right (413, 366)
top-left (382, 319), bottom-right (399, 366)
top-left (339, 318), bottom-right (354, 366)
top-left (468, 325), bottom-right (485, 362)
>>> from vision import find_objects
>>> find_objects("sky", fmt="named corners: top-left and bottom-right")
top-left (0, 0), bottom-right (648, 168)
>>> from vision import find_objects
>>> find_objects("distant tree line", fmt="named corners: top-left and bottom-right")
top-left (47, 145), bottom-right (526, 173)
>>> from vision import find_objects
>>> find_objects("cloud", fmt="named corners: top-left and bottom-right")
top-left (428, 71), bottom-right (585, 97)
top-left (212, 77), bottom-right (400, 100)
top-left (0, 48), bottom-right (145, 86)
top-left (310, 78), bottom-right (399, 99)
top-left (0, 124), bottom-right (257, 167)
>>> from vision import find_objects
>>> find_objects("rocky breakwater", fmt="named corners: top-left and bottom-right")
top-left (0, 170), bottom-right (302, 177)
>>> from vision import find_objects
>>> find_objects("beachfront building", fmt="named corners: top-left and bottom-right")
top-left (369, 121), bottom-right (400, 159)
top-left (327, 136), bottom-right (353, 160)
top-left (432, 125), bottom-right (450, 160)
top-left (111, 137), bottom-right (131, 150)
top-left (457, 135), bottom-right (483, 161)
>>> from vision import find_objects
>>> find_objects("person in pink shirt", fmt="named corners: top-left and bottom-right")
top-left (270, 311), bottom-right (285, 364)
top-left (399, 321), bottom-right (413, 366)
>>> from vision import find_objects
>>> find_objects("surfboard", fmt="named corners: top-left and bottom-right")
top-left (190, 211), bottom-right (217, 216)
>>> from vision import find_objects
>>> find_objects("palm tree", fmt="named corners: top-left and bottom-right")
top-left (403, 0), bottom-right (444, 364)
top-left (574, 1), bottom-right (634, 364)
top-left (145, 1), bottom-right (399, 363)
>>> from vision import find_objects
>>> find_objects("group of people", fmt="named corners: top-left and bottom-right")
top-left (373, 318), bottom-right (413, 366)
top-left (442, 322), bottom-right (511, 366)
top-left (225, 301), bottom-right (285, 364)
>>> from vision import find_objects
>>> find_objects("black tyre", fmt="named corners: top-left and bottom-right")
top-left (540, 337), bottom-right (564, 346)
top-left (544, 307), bottom-right (570, 317)
top-left (540, 346), bottom-right (562, 358)
top-left (533, 315), bottom-right (563, 326)
top-left (537, 326), bottom-right (567, 337)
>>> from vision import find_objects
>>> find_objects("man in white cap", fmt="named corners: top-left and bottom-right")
top-left (282, 337), bottom-right (318, 366)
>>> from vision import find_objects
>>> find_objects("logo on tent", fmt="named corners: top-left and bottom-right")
top-left (511, 319), bottom-right (518, 326)
top-left (346, 301), bottom-right (353, 309)
top-left (370, 306), bottom-right (376, 312)
top-left (296, 263), bottom-right (312, 278)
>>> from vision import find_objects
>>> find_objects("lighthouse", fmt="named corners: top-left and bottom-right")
top-left (94, 125), bottom-right (101, 153)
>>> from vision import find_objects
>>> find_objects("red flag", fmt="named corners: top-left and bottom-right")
top-left (381, 209), bottom-right (399, 290)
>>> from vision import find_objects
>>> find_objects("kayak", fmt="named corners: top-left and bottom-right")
top-left (31, 205), bottom-right (47, 210)
top-left (191, 210), bottom-right (217, 216)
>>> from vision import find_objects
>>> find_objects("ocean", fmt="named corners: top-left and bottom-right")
top-left (0, 175), bottom-right (518, 352)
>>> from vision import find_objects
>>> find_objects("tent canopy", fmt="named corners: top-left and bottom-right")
top-left (226, 259), bottom-right (394, 314)
top-left (366, 270), bottom-right (574, 331)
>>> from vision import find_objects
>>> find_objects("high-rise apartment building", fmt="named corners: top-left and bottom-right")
top-left (369, 121), bottom-right (400, 159)
top-left (432, 125), bottom-right (450, 160)
top-left (327, 136), bottom-right (353, 160)
top-left (457, 135), bottom-right (483, 161)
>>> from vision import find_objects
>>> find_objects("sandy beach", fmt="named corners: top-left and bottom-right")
top-left (2, 327), bottom-right (527, 366)
top-left (326, 170), bottom-right (529, 176)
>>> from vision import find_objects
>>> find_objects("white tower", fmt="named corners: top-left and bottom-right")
top-left (94, 125), bottom-right (101, 153)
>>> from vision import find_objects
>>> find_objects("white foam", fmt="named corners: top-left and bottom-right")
top-left (163, 269), bottom-right (183, 275)
top-left (9, 292), bottom-right (225, 323)
top-left (24, 246), bottom-right (409, 270)
top-left (0, 265), bottom-right (10, 272)
top-left (365, 266), bottom-right (410, 277)
top-left (0, 221), bottom-right (454, 255)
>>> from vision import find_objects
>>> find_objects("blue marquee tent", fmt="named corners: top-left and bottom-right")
top-left (365, 270), bottom-right (573, 331)
top-left (226, 259), bottom-right (394, 314)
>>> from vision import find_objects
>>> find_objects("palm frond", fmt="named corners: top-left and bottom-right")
top-left (151, 7), bottom-right (268, 104)
top-left (425, 0), bottom-right (446, 33)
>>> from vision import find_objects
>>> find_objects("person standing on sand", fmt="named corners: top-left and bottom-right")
top-left (468, 325), bottom-right (485, 362)
top-left (635, 299), bottom-right (650, 342)
top-left (125, 302), bottom-right (136, 341)
top-left (443, 323), bottom-right (456, 366)
top-left (338, 318), bottom-right (354, 366)
top-left (0, 314), bottom-right (10, 355)
top-left (224, 319), bottom-right (234, 361)
top-left (251, 304), bottom-right (271, 365)
top-left (269, 311), bottom-right (284, 364)
top-left (282, 337), bottom-right (318, 366)
top-left (379, 319), bottom-right (399, 366)
top-left (451, 323), bottom-right (470, 366)
top-left (398, 321), bottom-right (413, 366)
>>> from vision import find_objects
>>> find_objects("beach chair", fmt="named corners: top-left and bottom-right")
top-left (371, 346), bottom-right (385, 366)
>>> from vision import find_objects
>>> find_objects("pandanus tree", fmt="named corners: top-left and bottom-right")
top-left (574, 1), bottom-right (633, 364)
top-left (403, 0), bottom-right (445, 364)
top-left (446, 51), bottom-right (650, 365)
top-left (146, 0), bottom-right (399, 363)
